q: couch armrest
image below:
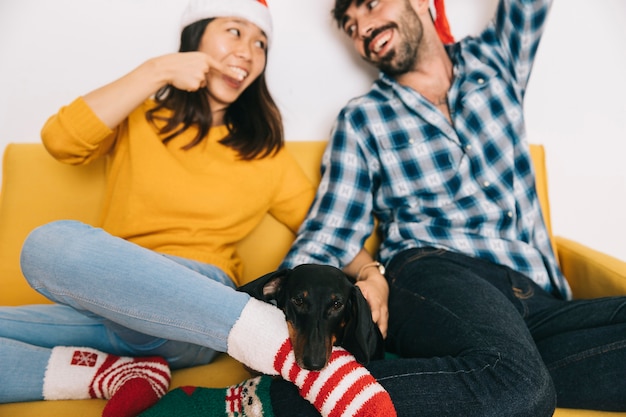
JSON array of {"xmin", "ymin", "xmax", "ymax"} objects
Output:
[{"xmin": 555, "ymin": 236, "xmax": 626, "ymax": 299}]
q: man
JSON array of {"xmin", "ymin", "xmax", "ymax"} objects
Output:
[{"xmin": 281, "ymin": 0, "xmax": 626, "ymax": 415}]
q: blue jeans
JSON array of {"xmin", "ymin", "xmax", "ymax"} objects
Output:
[
  {"xmin": 272, "ymin": 248, "xmax": 626, "ymax": 416},
  {"xmin": 0, "ymin": 220, "xmax": 251, "ymax": 402}
]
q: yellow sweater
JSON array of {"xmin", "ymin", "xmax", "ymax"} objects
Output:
[{"xmin": 41, "ymin": 97, "xmax": 315, "ymax": 284}]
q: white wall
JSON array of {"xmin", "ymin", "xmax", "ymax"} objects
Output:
[{"xmin": 0, "ymin": 0, "xmax": 624, "ymax": 262}]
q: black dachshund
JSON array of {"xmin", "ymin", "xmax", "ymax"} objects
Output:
[{"xmin": 238, "ymin": 264, "xmax": 384, "ymax": 371}]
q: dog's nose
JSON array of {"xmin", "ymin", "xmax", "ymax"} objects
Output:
[{"xmin": 302, "ymin": 356, "xmax": 327, "ymax": 371}]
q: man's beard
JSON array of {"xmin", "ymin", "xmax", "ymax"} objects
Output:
[
  {"xmin": 364, "ymin": 5, "xmax": 423, "ymax": 76},
  {"xmin": 376, "ymin": 39, "xmax": 418, "ymax": 75}
]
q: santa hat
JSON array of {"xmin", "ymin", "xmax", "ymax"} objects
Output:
[
  {"xmin": 180, "ymin": 0, "xmax": 273, "ymax": 46},
  {"xmin": 432, "ymin": 0, "xmax": 454, "ymax": 44}
]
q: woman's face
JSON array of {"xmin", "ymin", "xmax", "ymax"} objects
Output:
[{"xmin": 199, "ymin": 17, "xmax": 268, "ymax": 115}]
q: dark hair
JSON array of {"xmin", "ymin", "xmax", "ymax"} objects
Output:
[
  {"xmin": 145, "ymin": 18, "xmax": 283, "ymax": 160},
  {"xmin": 333, "ymin": 0, "xmax": 434, "ymax": 33},
  {"xmin": 332, "ymin": 0, "xmax": 364, "ymax": 26}
]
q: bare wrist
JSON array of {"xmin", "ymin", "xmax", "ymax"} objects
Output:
[{"xmin": 356, "ymin": 261, "xmax": 386, "ymax": 281}]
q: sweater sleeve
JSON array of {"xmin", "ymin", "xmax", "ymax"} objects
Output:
[{"xmin": 40, "ymin": 97, "xmax": 118, "ymax": 165}]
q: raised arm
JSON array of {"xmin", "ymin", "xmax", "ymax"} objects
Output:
[
  {"xmin": 487, "ymin": 0, "xmax": 553, "ymax": 93},
  {"xmin": 41, "ymin": 52, "xmax": 241, "ymax": 164},
  {"xmin": 84, "ymin": 52, "xmax": 236, "ymax": 129}
]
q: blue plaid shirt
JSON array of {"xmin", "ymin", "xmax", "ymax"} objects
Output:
[{"xmin": 283, "ymin": 0, "xmax": 571, "ymax": 299}]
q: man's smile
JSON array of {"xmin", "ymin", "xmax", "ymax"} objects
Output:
[{"xmin": 364, "ymin": 25, "xmax": 396, "ymax": 60}]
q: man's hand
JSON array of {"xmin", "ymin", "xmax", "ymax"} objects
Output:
[{"xmin": 356, "ymin": 270, "xmax": 389, "ymax": 339}]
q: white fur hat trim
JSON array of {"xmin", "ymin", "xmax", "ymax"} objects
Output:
[{"xmin": 180, "ymin": 0, "xmax": 273, "ymax": 46}]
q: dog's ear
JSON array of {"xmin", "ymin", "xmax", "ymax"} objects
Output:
[
  {"xmin": 339, "ymin": 285, "xmax": 385, "ymax": 364},
  {"xmin": 237, "ymin": 268, "xmax": 290, "ymax": 306}
]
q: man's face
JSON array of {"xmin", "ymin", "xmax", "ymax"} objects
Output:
[{"xmin": 339, "ymin": 0, "xmax": 423, "ymax": 75}]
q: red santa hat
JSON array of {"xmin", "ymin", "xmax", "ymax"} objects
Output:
[
  {"xmin": 432, "ymin": 0, "xmax": 455, "ymax": 44},
  {"xmin": 180, "ymin": 0, "xmax": 273, "ymax": 46}
]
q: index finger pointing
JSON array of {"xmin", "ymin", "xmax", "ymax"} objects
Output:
[{"xmin": 202, "ymin": 53, "xmax": 242, "ymax": 80}]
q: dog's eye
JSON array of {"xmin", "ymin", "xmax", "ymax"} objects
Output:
[
  {"xmin": 291, "ymin": 296, "xmax": 304, "ymax": 307},
  {"xmin": 331, "ymin": 300, "xmax": 344, "ymax": 311}
]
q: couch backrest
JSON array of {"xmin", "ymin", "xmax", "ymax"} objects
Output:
[
  {"xmin": 0, "ymin": 144, "xmax": 106, "ymax": 305},
  {"xmin": 0, "ymin": 142, "xmax": 553, "ymax": 305}
]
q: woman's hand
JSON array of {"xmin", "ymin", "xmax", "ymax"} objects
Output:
[
  {"xmin": 152, "ymin": 52, "xmax": 210, "ymax": 92},
  {"xmin": 151, "ymin": 52, "xmax": 240, "ymax": 92},
  {"xmin": 82, "ymin": 52, "xmax": 242, "ymax": 129}
]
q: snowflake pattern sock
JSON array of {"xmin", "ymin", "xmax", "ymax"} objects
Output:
[
  {"xmin": 140, "ymin": 376, "xmax": 274, "ymax": 417},
  {"xmin": 226, "ymin": 299, "xmax": 397, "ymax": 417},
  {"xmin": 43, "ymin": 347, "xmax": 171, "ymax": 417}
]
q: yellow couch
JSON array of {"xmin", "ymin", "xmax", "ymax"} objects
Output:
[{"xmin": 1, "ymin": 142, "xmax": 625, "ymax": 417}]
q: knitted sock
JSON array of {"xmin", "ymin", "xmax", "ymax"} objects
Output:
[
  {"xmin": 43, "ymin": 347, "xmax": 171, "ymax": 417},
  {"xmin": 275, "ymin": 343, "xmax": 395, "ymax": 417},
  {"xmin": 139, "ymin": 376, "xmax": 274, "ymax": 417},
  {"xmin": 226, "ymin": 299, "xmax": 396, "ymax": 417}
]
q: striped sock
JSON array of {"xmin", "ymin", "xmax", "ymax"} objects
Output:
[
  {"xmin": 43, "ymin": 347, "xmax": 170, "ymax": 417},
  {"xmin": 275, "ymin": 341, "xmax": 395, "ymax": 417},
  {"xmin": 227, "ymin": 299, "xmax": 396, "ymax": 417},
  {"xmin": 139, "ymin": 376, "xmax": 274, "ymax": 417}
]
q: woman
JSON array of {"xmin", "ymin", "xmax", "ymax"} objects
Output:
[{"xmin": 0, "ymin": 1, "xmax": 395, "ymax": 416}]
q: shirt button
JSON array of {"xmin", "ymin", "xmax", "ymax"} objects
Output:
[
  {"xmin": 465, "ymin": 144, "xmax": 472, "ymax": 151},
  {"xmin": 483, "ymin": 181, "xmax": 490, "ymax": 187},
  {"xmin": 507, "ymin": 211, "xmax": 513, "ymax": 218},
  {"xmin": 477, "ymin": 78, "xmax": 485, "ymax": 84}
]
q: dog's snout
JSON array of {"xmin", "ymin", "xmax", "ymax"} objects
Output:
[
  {"xmin": 298, "ymin": 324, "xmax": 333, "ymax": 370},
  {"xmin": 302, "ymin": 355, "xmax": 327, "ymax": 371}
]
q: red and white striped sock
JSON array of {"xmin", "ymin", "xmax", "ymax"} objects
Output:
[
  {"xmin": 43, "ymin": 347, "xmax": 171, "ymax": 417},
  {"xmin": 276, "ymin": 341, "xmax": 395, "ymax": 417},
  {"xmin": 227, "ymin": 299, "xmax": 396, "ymax": 417}
]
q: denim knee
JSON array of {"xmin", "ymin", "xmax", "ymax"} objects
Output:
[
  {"xmin": 500, "ymin": 356, "xmax": 556, "ymax": 417},
  {"xmin": 20, "ymin": 220, "xmax": 87, "ymax": 290},
  {"xmin": 459, "ymin": 348, "xmax": 556, "ymax": 417}
]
